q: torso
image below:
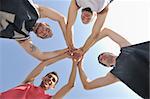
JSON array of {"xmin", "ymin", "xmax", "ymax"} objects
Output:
[{"xmin": 1, "ymin": 84, "xmax": 52, "ymax": 99}]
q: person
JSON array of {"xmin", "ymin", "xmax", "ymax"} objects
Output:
[
  {"xmin": 77, "ymin": 28, "xmax": 149, "ymax": 98},
  {"xmin": 0, "ymin": 0, "xmax": 68, "ymax": 61},
  {"xmin": 0, "ymin": 54, "xmax": 78, "ymax": 99},
  {"xmin": 66, "ymin": 0, "xmax": 113, "ymax": 53}
]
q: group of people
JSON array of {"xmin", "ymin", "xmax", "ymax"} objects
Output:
[{"xmin": 0, "ymin": 0, "xmax": 149, "ymax": 99}]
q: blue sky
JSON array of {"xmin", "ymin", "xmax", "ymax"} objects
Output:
[{"xmin": 0, "ymin": 0, "xmax": 149, "ymax": 99}]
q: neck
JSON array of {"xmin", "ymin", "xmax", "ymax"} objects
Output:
[
  {"xmin": 112, "ymin": 56, "xmax": 117, "ymax": 65},
  {"xmin": 39, "ymin": 83, "xmax": 47, "ymax": 91}
]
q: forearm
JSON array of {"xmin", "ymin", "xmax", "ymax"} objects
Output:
[
  {"xmin": 81, "ymin": 28, "xmax": 108, "ymax": 53},
  {"xmin": 66, "ymin": 26, "xmax": 74, "ymax": 49},
  {"xmin": 43, "ymin": 48, "xmax": 68, "ymax": 59},
  {"xmin": 44, "ymin": 53, "xmax": 69, "ymax": 66},
  {"xmin": 78, "ymin": 66, "xmax": 89, "ymax": 88},
  {"xmin": 66, "ymin": 0, "xmax": 78, "ymax": 49},
  {"xmin": 53, "ymin": 60, "xmax": 77, "ymax": 99},
  {"xmin": 18, "ymin": 39, "xmax": 69, "ymax": 61},
  {"xmin": 23, "ymin": 54, "xmax": 68, "ymax": 84},
  {"xmin": 22, "ymin": 62, "xmax": 46, "ymax": 84},
  {"xmin": 67, "ymin": 61, "xmax": 77, "ymax": 85},
  {"xmin": 101, "ymin": 28, "xmax": 131, "ymax": 47},
  {"xmin": 53, "ymin": 84, "xmax": 73, "ymax": 99},
  {"xmin": 58, "ymin": 17, "xmax": 69, "ymax": 45},
  {"xmin": 81, "ymin": 34, "xmax": 97, "ymax": 54}
]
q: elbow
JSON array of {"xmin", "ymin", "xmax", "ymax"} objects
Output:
[
  {"xmin": 69, "ymin": 83, "xmax": 75, "ymax": 88},
  {"xmin": 69, "ymin": 84, "xmax": 75, "ymax": 89},
  {"xmin": 93, "ymin": 27, "xmax": 110, "ymax": 38},
  {"xmin": 36, "ymin": 56, "xmax": 46, "ymax": 61},
  {"xmin": 83, "ymin": 85, "xmax": 91, "ymax": 90},
  {"xmin": 101, "ymin": 28, "xmax": 108, "ymax": 33},
  {"xmin": 67, "ymin": 82, "xmax": 75, "ymax": 89},
  {"xmin": 101, "ymin": 28, "xmax": 110, "ymax": 36},
  {"xmin": 92, "ymin": 32, "xmax": 100, "ymax": 39},
  {"xmin": 92, "ymin": 29, "xmax": 102, "ymax": 39},
  {"xmin": 59, "ymin": 15, "xmax": 66, "ymax": 24},
  {"xmin": 37, "ymin": 58, "xmax": 44, "ymax": 61},
  {"xmin": 102, "ymin": 28, "xmax": 109, "ymax": 31},
  {"xmin": 101, "ymin": 6, "xmax": 109, "ymax": 14},
  {"xmin": 82, "ymin": 83, "xmax": 91, "ymax": 90}
]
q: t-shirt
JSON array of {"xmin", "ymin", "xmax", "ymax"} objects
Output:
[
  {"xmin": 0, "ymin": 0, "xmax": 39, "ymax": 40},
  {"xmin": 110, "ymin": 41, "xmax": 149, "ymax": 99},
  {"xmin": 0, "ymin": 84, "xmax": 52, "ymax": 99},
  {"xmin": 75, "ymin": 0, "xmax": 112, "ymax": 13}
]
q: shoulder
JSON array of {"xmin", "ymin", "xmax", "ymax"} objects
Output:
[
  {"xmin": 34, "ymin": 4, "xmax": 40, "ymax": 11},
  {"xmin": 70, "ymin": 0, "xmax": 80, "ymax": 8},
  {"xmin": 34, "ymin": 4, "xmax": 43, "ymax": 18},
  {"xmin": 106, "ymin": 72, "xmax": 120, "ymax": 81},
  {"xmin": 74, "ymin": 0, "xmax": 80, "ymax": 8},
  {"xmin": 16, "ymin": 83, "xmax": 34, "ymax": 88},
  {"xmin": 97, "ymin": 6, "xmax": 109, "ymax": 14},
  {"xmin": 17, "ymin": 39, "xmax": 32, "ymax": 44}
]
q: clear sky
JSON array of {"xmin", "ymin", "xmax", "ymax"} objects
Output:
[{"xmin": 0, "ymin": 0, "xmax": 149, "ymax": 99}]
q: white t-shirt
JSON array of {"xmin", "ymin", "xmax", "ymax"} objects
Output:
[{"xmin": 75, "ymin": 0, "xmax": 111, "ymax": 13}]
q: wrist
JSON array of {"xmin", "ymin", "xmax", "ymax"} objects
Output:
[
  {"xmin": 80, "ymin": 47, "xmax": 85, "ymax": 54},
  {"xmin": 78, "ymin": 64, "xmax": 82, "ymax": 69}
]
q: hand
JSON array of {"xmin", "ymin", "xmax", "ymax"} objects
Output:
[
  {"xmin": 73, "ymin": 55, "xmax": 83, "ymax": 66},
  {"xmin": 72, "ymin": 48, "xmax": 83, "ymax": 62},
  {"xmin": 68, "ymin": 47, "xmax": 78, "ymax": 57},
  {"xmin": 62, "ymin": 48, "xmax": 71, "ymax": 58},
  {"xmin": 73, "ymin": 48, "xmax": 83, "ymax": 56},
  {"xmin": 72, "ymin": 52, "xmax": 82, "ymax": 62}
]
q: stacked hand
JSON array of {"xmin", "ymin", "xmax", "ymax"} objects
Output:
[{"xmin": 67, "ymin": 47, "xmax": 84, "ymax": 63}]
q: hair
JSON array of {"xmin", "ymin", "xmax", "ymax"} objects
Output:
[
  {"xmin": 98, "ymin": 53, "xmax": 115, "ymax": 67},
  {"xmin": 34, "ymin": 22, "xmax": 52, "ymax": 39},
  {"xmin": 82, "ymin": 7, "xmax": 93, "ymax": 14},
  {"xmin": 34, "ymin": 22, "xmax": 51, "ymax": 33},
  {"xmin": 97, "ymin": 53, "xmax": 107, "ymax": 67},
  {"xmin": 45, "ymin": 71, "xmax": 59, "ymax": 84}
]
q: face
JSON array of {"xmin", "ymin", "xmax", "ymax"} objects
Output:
[
  {"xmin": 41, "ymin": 74, "xmax": 58, "ymax": 90},
  {"xmin": 36, "ymin": 23, "xmax": 53, "ymax": 39},
  {"xmin": 81, "ymin": 11, "xmax": 93, "ymax": 24},
  {"xmin": 99, "ymin": 52, "xmax": 115, "ymax": 67}
]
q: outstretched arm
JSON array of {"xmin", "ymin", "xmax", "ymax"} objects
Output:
[
  {"xmin": 78, "ymin": 60, "xmax": 119, "ymax": 90},
  {"xmin": 17, "ymin": 39, "xmax": 68, "ymax": 61},
  {"xmin": 98, "ymin": 28, "xmax": 131, "ymax": 48},
  {"xmin": 53, "ymin": 59, "xmax": 77, "ymax": 99},
  {"xmin": 81, "ymin": 7, "xmax": 109, "ymax": 54},
  {"xmin": 36, "ymin": 4, "xmax": 67, "ymax": 44},
  {"xmin": 22, "ymin": 53, "xmax": 69, "ymax": 84},
  {"xmin": 66, "ymin": 0, "xmax": 79, "ymax": 49},
  {"xmin": 81, "ymin": 28, "xmax": 131, "ymax": 54}
]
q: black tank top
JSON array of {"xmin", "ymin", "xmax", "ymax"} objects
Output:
[
  {"xmin": 110, "ymin": 41, "xmax": 149, "ymax": 99},
  {"xmin": 0, "ymin": 0, "xmax": 39, "ymax": 40}
]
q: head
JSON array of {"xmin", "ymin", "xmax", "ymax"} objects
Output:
[
  {"xmin": 40, "ymin": 72, "xmax": 59, "ymax": 90},
  {"xmin": 81, "ymin": 7, "xmax": 93, "ymax": 24},
  {"xmin": 98, "ymin": 52, "xmax": 117, "ymax": 67},
  {"xmin": 34, "ymin": 22, "xmax": 53, "ymax": 39}
]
